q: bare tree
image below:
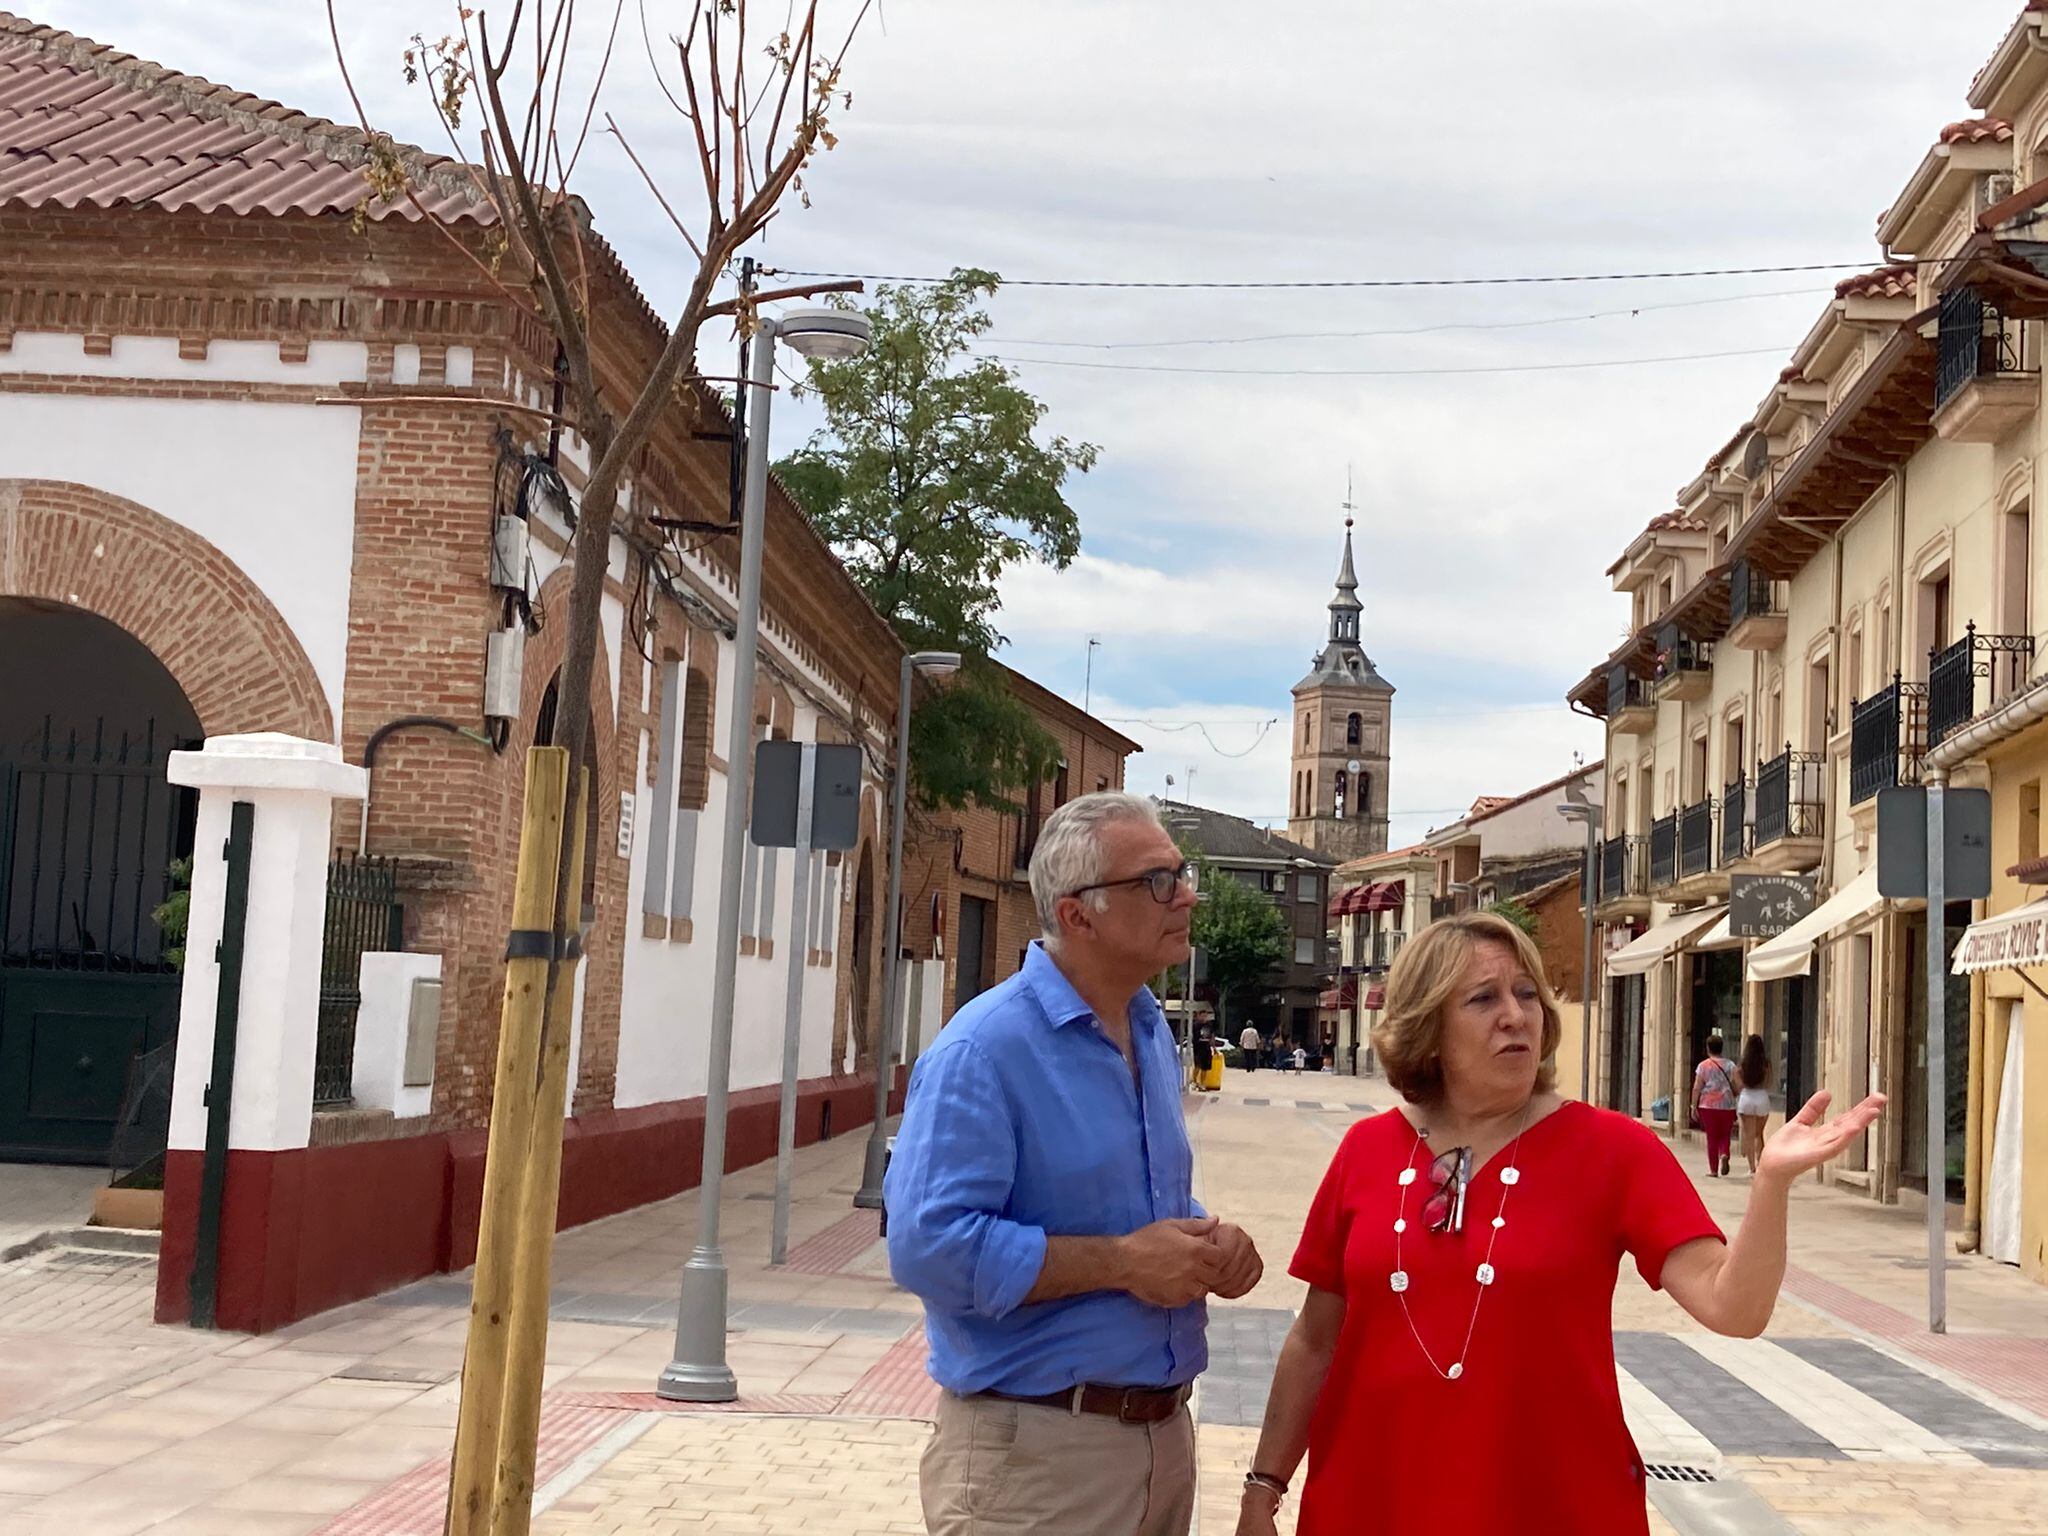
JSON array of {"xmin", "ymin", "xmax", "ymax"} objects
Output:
[
  {"xmin": 329, "ymin": 0, "xmax": 868, "ymax": 974},
  {"xmin": 326, "ymin": 9, "xmax": 869, "ymax": 1531}
]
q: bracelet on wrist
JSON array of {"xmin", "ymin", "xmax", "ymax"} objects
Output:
[{"xmin": 1242, "ymin": 1470, "xmax": 1288, "ymax": 1502}]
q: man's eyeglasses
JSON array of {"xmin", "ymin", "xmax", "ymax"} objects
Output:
[{"xmin": 1067, "ymin": 861, "xmax": 1200, "ymax": 906}]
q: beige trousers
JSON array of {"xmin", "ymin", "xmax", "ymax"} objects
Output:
[{"xmin": 920, "ymin": 1390, "xmax": 1197, "ymax": 1536}]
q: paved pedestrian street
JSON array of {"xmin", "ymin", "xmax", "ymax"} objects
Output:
[{"xmin": 4, "ymin": 1071, "xmax": 2048, "ymax": 1534}]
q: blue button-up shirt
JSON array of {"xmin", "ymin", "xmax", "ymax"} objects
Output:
[{"xmin": 884, "ymin": 942, "xmax": 1206, "ymax": 1396}]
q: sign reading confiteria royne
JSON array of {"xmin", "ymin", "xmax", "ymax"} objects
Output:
[{"xmin": 1953, "ymin": 900, "xmax": 2048, "ymax": 974}]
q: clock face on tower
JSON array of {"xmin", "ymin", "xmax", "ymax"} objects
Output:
[{"xmin": 1287, "ymin": 518, "xmax": 1392, "ymax": 861}]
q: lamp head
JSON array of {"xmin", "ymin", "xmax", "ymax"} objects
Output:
[{"xmin": 776, "ymin": 307, "xmax": 872, "ymax": 361}]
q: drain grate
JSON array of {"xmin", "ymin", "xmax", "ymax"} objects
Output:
[
  {"xmin": 1643, "ymin": 1463, "xmax": 1717, "ymax": 1484},
  {"xmin": 335, "ymin": 1362, "xmax": 458, "ymax": 1385}
]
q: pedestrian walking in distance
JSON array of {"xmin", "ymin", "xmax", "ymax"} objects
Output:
[
  {"xmin": 1692, "ymin": 1032, "xmax": 1742, "ymax": 1178},
  {"xmin": 1736, "ymin": 1033, "xmax": 1773, "ymax": 1176},
  {"xmin": 887, "ymin": 792, "xmax": 1264, "ymax": 1536},
  {"xmin": 1239, "ymin": 1022, "xmax": 1262, "ymax": 1072},
  {"xmin": 1233, "ymin": 913, "xmax": 1884, "ymax": 1535},
  {"xmin": 1292, "ymin": 1043, "xmax": 1307, "ymax": 1074}
]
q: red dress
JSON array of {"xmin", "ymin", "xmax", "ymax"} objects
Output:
[{"xmin": 1288, "ymin": 1100, "xmax": 1722, "ymax": 1535}]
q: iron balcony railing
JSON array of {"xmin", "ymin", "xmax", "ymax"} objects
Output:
[
  {"xmin": 1607, "ymin": 663, "xmax": 1649, "ymax": 717},
  {"xmin": 1598, "ymin": 835, "xmax": 1647, "ymax": 904},
  {"xmin": 1654, "ymin": 623, "xmax": 1713, "ymax": 685},
  {"xmin": 1927, "ymin": 622, "xmax": 2037, "ymax": 749},
  {"xmin": 1649, "ymin": 812, "xmax": 1678, "ymax": 888},
  {"xmin": 1728, "ymin": 560, "xmax": 1776, "ymax": 627},
  {"xmin": 1754, "ymin": 747, "xmax": 1825, "ymax": 844},
  {"xmin": 1678, "ymin": 799, "xmax": 1715, "ymax": 880},
  {"xmin": 1849, "ymin": 676, "xmax": 1925, "ymax": 806},
  {"xmin": 1721, "ymin": 777, "xmax": 1748, "ymax": 864},
  {"xmin": 1936, "ymin": 286, "xmax": 2032, "ymax": 410},
  {"xmin": 1372, "ymin": 930, "xmax": 1406, "ymax": 968}
]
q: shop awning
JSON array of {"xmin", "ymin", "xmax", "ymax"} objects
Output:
[
  {"xmin": 1606, "ymin": 905, "xmax": 1727, "ymax": 977},
  {"xmin": 1747, "ymin": 868, "xmax": 1883, "ymax": 983},
  {"xmin": 1953, "ymin": 895, "xmax": 2048, "ymax": 974},
  {"xmin": 1694, "ymin": 912, "xmax": 1743, "ymax": 951},
  {"xmin": 1318, "ymin": 977, "xmax": 1358, "ymax": 1009},
  {"xmin": 1363, "ymin": 984, "xmax": 1386, "ymax": 1010}
]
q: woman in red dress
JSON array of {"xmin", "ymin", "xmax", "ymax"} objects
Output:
[{"xmin": 1235, "ymin": 912, "xmax": 1884, "ymax": 1536}]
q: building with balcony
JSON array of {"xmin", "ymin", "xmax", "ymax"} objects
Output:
[
  {"xmin": 1565, "ymin": 9, "xmax": 2048, "ymax": 1282},
  {"xmin": 1328, "ymin": 844, "xmax": 1437, "ymax": 1076}
]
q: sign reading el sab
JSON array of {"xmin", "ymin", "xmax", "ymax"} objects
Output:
[{"xmin": 1729, "ymin": 873, "xmax": 1815, "ymax": 938}]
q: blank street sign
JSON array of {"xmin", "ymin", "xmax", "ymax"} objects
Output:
[{"xmin": 1875, "ymin": 786, "xmax": 1991, "ymax": 901}]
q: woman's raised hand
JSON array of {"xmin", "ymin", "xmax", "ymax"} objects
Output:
[{"xmin": 1757, "ymin": 1090, "xmax": 1887, "ymax": 1184}]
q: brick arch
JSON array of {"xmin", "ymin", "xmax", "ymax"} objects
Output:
[{"xmin": 0, "ymin": 479, "xmax": 332, "ymax": 741}]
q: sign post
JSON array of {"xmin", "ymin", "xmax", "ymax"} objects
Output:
[
  {"xmin": 1876, "ymin": 782, "xmax": 1991, "ymax": 1334},
  {"xmin": 753, "ymin": 740, "xmax": 863, "ymax": 1264}
]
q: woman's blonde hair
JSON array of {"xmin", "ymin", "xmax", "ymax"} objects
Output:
[{"xmin": 1371, "ymin": 911, "xmax": 1562, "ymax": 1103}]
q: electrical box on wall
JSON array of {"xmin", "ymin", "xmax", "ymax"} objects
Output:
[
  {"xmin": 491, "ymin": 511, "xmax": 530, "ymax": 590},
  {"xmin": 484, "ymin": 626, "xmax": 525, "ymax": 720},
  {"xmin": 403, "ymin": 977, "xmax": 442, "ymax": 1089}
]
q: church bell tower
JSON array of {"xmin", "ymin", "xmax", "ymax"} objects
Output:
[{"xmin": 1286, "ymin": 517, "xmax": 1394, "ymax": 860}]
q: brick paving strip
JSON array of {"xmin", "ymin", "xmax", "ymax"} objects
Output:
[
  {"xmin": 782, "ymin": 1209, "xmax": 883, "ymax": 1276},
  {"xmin": 1783, "ymin": 1263, "xmax": 2048, "ymax": 1421}
]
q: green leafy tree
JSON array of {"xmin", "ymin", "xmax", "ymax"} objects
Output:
[
  {"xmin": 777, "ymin": 268, "xmax": 1100, "ymax": 809},
  {"xmin": 1189, "ymin": 860, "xmax": 1290, "ymax": 1037},
  {"xmin": 1486, "ymin": 898, "xmax": 1540, "ymax": 940}
]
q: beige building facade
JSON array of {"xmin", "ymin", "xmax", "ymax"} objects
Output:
[{"xmin": 1571, "ymin": 6, "xmax": 2048, "ymax": 1284}]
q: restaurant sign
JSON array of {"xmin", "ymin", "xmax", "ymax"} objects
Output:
[{"xmin": 1729, "ymin": 873, "xmax": 1815, "ymax": 938}]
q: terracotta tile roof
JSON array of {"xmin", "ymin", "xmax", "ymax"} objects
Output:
[
  {"xmin": 1939, "ymin": 116, "xmax": 2013, "ymax": 146},
  {"xmin": 0, "ymin": 12, "xmax": 489, "ymax": 223},
  {"xmin": 1644, "ymin": 509, "xmax": 1707, "ymax": 534},
  {"xmin": 1834, "ymin": 263, "xmax": 1915, "ymax": 301},
  {"xmin": 1467, "ymin": 796, "xmax": 1513, "ymax": 817}
]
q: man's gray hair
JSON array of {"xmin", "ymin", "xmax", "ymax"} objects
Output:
[{"xmin": 1028, "ymin": 791, "xmax": 1165, "ymax": 940}]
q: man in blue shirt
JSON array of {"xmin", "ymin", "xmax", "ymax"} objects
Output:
[{"xmin": 886, "ymin": 792, "xmax": 1262, "ymax": 1535}]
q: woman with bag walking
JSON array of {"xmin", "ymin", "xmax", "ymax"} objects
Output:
[
  {"xmin": 1736, "ymin": 1034, "xmax": 1772, "ymax": 1176},
  {"xmin": 1691, "ymin": 1033, "xmax": 1741, "ymax": 1178}
]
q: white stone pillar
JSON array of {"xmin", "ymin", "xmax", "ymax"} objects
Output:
[{"xmin": 166, "ymin": 734, "xmax": 367, "ymax": 1156}]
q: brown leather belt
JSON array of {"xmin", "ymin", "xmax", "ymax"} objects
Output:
[{"xmin": 977, "ymin": 1383, "xmax": 1190, "ymax": 1424}]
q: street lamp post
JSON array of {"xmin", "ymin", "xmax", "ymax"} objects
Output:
[
  {"xmin": 1560, "ymin": 792, "xmax": 1602, "ymax": 1107},
  {"xmin": 853, "ymin": 649, "xmax": 963, "ymax": 1211},
  {"xmin": 659, "ymin": 307, "xmax": 872, "ymax": 1404}
]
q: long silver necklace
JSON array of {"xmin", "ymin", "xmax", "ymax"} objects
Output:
[{"xmin": 1389, "ymin": 1100, "xmax": 1533, "ymax": 1383}]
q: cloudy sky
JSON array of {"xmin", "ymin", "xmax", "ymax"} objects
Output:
[{"xmin": 38, "ymin": 0, "xmax": 2029, "ymax": 840}]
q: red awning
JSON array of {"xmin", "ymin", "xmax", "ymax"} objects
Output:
[
  {"xmin": 1363, "ymin": 985, "xmax": 1386, "ymax": 1010},
  {"xmin": 1318, "ymin": 977, "xmax": 1358, "ymax": 1010},
  {"xmin": 1361, "ymin": 879, "xmax": 1405, "ymax": 913}
]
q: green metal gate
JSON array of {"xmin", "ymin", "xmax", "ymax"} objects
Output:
[{"xmin": 0, "ymin": 721, "xmax": 190, "ymax": 1162}]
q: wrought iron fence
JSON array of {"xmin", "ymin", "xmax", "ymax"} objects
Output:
[
  {"xmin": 1649, "ymin": 812, "xmax": 1678, "ymax": 888},
  {"xmin": 1606, "ymin": 664, "xmax": 1648, "ymax": 716},
  {"xmin": 1849, "ymin": 679, "xmax": 1923, "ymax": 805},
  {"xmin": 1654, "ymin": 623, "xmax": 1713, "ymax": 685},
  {"xmin": 1936, "ymin": 286, "xmax": 2028, "ymax": 409},
  {"xmin": 1721, "ymin": 778, "xmax": 1748, "ymax": 864},
  {"xmin": 1599, "ymin": 835, "xmax": 1646, "ymax": 903},
  {"xmin": 1729, "ymin": 560, "xmax": 1775, "ymax": 627},
  {"xmin": 314, "ymin": 856, "xmax": 403, "ymax": 1106},
  {"xmin": 1, "ymin": 718, "xmax": 192, "ymax": 971},
  {"xmin": 1927, "ymin": 623, "xmax": 2036, "ymax": 749},
  {"xmin": 1754, "ymin": 747, "xmax": 1826, "ymax": 844},
  {"xmin": 1677, "ymin": 800, "xmax": 1715, "ymax": 879}
]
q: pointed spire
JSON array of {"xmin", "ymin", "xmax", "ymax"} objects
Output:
[
  {"xmin": 1327, "ymin": 516, "xmax": 1361, "ymax": 648},
  {"xmin": 1334, "ymin": 517, "xmax": 1359, "ymax": 597}
]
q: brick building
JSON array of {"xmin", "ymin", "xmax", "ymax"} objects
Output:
[
  {"xmin": 893, "ymin": 664, "xmax": 1140, "ymax": 1049},
  {"xmin": 0, "ymin": 14, "xmax": 907, "ymax": 1326}
]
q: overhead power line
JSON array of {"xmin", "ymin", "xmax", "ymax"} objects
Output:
[
  {"xmin": 763, "ymin": 261, "xmax": 1871, "ymax": 290},
  {"xmin": 999, "ymin": 286, "xmax": 1828, "ymax": 350},
  {"xmin": 980, "ymin": 345, "xmax": 1790, "ymax": 379}
]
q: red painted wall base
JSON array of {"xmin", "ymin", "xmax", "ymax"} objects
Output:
[{"xmin": 155, "ymin": 1067, "xmax": 907, "ymax": 1333}]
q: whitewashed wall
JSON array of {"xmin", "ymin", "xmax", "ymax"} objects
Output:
[{"xmin": 1, "ymin": 332, "xmax": 366, "ymax": 733}]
